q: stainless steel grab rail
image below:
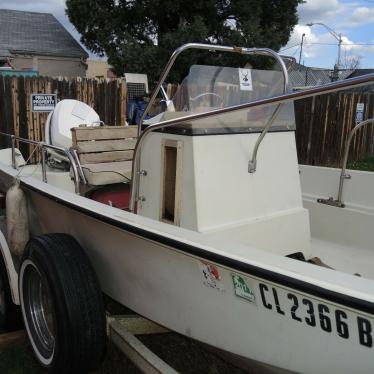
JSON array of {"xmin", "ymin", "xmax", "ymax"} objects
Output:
[
  {"xmin": 0, "ymin": 132, "xmax": 80, "ymax": 194},
  {"xmin": 318, "ymin": 117, "xmax": 374, "ymax": 208},
  {"xmin": 138, "ymin": 43, "xmax": 289, "ymax": 138},
  {"xmin": 134, "ymin": 43, "xmax": 289, "ymax": 210},
  {"xmin": 129, "ymin": 72, "xmax": 374, "ymax": 212}
]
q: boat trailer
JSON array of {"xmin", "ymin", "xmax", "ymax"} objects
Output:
[
  {"xmin": 0, "ymin": 313, "xmax": 178, "ymax": 374},
  {"xmin": 107, "ymin": 314, "xmax": 178, "ymax": 374}
]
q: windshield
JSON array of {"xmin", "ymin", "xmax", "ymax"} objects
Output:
[
  {"xmin": 173, "ymin": 65, "xmax": 286, "ymax": 111},
  {"xmin": 157, "ymin": 65, "xmax": 296, "ymax": 135}
]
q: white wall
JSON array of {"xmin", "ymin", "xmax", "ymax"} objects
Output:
[{"xmin": 12, "ymin": 55, "xmax": 86, "ymax": 77}]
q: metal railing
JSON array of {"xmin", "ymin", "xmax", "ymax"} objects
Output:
[
  {"xmin": 138, "ymin": 43, "xmax": 289, "ymax": 174},
  {"xmin": 138, "ymin": 42, "xmax": 289, "ymax": 135},
  {"xmin": 0, "ymin": 132, "xmax": 81, "ymax": 194},
  {"xmin": 318, "ymin": 118, "xmax": 374, "ymax": 208},
  {"xmin": 129, "ymin": 71, "xmax": 374, "ymax": 212}
]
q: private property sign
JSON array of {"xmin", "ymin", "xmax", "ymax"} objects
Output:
[
  {"xmin": 355, "ymin": 103, "xmax": 365, "ymax": 124},
  {"xmin": 31, "ymin": 94, "xmax": 57, "ymax": 112}
]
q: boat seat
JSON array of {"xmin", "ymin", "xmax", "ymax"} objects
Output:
[
  {"xmin": 71, "ymin": 125, "xmax": 137, "ymax": 186},
  {"xmin": 80, "ymin": 161, "xmax": 133, "ymax": 186}
]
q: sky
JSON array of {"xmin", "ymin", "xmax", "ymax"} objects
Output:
[
  {"xmin": 283, "ymin": 0, "xmax": 374, "ymax": 69},
  {"xmin": 0, "ymin": 0, "xmax": 373, "ymax": 69}
]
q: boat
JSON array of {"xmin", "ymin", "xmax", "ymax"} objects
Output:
[{"xmin": 0, "ymin": 43, "xmax": 374, "ymax": 373}]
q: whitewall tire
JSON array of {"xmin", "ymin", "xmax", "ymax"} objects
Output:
[{"xmin": 19, "ymin": 234, "xmax": 106, "ymax": 373}]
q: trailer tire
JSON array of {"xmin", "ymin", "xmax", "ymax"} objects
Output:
[
  {"xmin": 0, "ymin": 254, "xmax": 21, "ymax": 332},
  {"xmin": 19, "ymin": 234, "xmax": 106, "ymax": 373}
]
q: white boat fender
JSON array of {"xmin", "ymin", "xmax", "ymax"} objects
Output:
[{"xmin": 6, "ymin": 180, "xmax": 29, "ymax": 256}]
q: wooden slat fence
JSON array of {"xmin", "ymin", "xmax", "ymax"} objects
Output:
[
  {"xmin": 1, "ymin": 77, "xmax": 373, "ymax": 167},
  {"xmin": 295, "ymin": 92, "xmax": 374, "ymax": 167},
  {"xmin": 0, "ymin": 76, "xmax": 127, "ymax": 157}
]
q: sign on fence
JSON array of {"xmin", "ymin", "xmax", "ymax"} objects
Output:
[
  {"xmin": 355, "ymin": 103, "xmax": 365, "ymax": 124},
  {"xmin": 31, "ymin": 94, "xmax": 57, "ymax": 112}
]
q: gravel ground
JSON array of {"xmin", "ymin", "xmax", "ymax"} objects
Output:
[
  {"xmin": 0, "ymin": 297, "xmax": 253, "ymax": 374},
  {"xmin": 0, "ymin": 333, "xmax": 250, "ymax": 374},
  {"xmin": 100, "ymin": 333, "xmax": 249, "ymax": 374}
]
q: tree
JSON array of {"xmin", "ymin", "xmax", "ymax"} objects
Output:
[
  {"xmin": 66, "ymin": 0, "xmax": 302, "ymax": 85},
  {"xmin": 341, "ymin": 53, "xmax": 361, "ymax": 70}
]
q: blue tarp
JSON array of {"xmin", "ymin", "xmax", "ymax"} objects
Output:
[{"xmin": 0, "ymin": 70, "xmax": 38, "ymax": 77}]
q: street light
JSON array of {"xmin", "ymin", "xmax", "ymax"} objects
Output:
[{"xmin": 307, "ymin": 22, "xmax": 343, "ymax": 80}]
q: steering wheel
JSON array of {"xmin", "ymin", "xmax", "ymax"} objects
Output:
[{"xmin": 189, "ymin": 92, "xmax": 224, "ymax": 109}]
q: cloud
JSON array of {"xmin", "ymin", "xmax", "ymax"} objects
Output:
[
  {"xmin": 282, "ymin": 25, "xmax": 320, "ymax": 59},
  {"xmin": 349, "ymin": 7, "xmax": 374, "ymax": 25},
  {"xmin": 297, "ymin": 0, "xmax": 340, "ymax": 23},
  {"xmin": 340, "ymin": 35, "xmax": 374, "ymax": 55}
]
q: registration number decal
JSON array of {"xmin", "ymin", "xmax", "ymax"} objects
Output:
[{"xmin": 258, "ymin": 282, "xmax": 373, "ymax": 348}]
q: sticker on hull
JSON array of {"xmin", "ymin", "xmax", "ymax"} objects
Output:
[
  {"xmin": 232, "ymin": 274, "xmax": 256, "ymax": 304},
  {"xmin": 199, "ymin": 262, "xmax": 224, "ymax": 291}
]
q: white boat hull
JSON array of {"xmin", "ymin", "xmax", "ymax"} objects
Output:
[{"xmin": 21, "ymin": 183, "xmax": 374, "ymax": 374}]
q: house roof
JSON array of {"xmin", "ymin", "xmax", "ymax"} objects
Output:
[
  {"xmin": 0, "ymin": 9, "xmax": 88, "ymax": 59},
  {"xmin": 343, "ymin": 69, "xmax": 374, "ymax": 92},
  {"xmin": 347, "ymin": 69, "xmax": 374, "ymax": 78}
]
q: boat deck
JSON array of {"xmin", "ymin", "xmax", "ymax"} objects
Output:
[{"xmin": 311, "ymin": 237, "xmax": 374, "ymax": 280}]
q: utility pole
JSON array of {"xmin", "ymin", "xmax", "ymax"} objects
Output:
[
  {"xmin": 299, "ymin": 33, "xmax": 306, "ymax": 65},
  {"xmin": 307, "ymin": 22, "xmax": 343, "ymax": 81},
  {"xmin": 337, "ymin": 33, "xmax": 342, "ymax": 68}
]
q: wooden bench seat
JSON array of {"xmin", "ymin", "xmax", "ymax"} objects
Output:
[
  {"xmin": 80, "ymin": 160, "xmax": 133, "ymax": 185},
  {"xmin": 71, "ymin": 125, "xmax": 137, "ymax": 186}
]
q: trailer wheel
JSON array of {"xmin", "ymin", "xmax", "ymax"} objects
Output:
[
  {"xmin": 0, "ymin": 254, "xmax": 21, "ymax": 332},
  {"xmin": 19, "ymin": 234, "xmax": 106, "ymax": 373}
]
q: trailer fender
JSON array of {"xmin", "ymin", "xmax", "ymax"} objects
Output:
[{"xmin": 0, "ymin": 229, "xmax": 19, "ymax": 305}]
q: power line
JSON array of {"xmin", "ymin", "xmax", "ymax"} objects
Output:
[
  {"xmin": 306, "ymin": 42, "xmax": 374, "ymax": 46},
  {"xmin": 279, "ymin": 44, "xmax": 300, "ymax": 52},
  {"xmin": 291, "ymin": 46, "xmax": 301, "ymax": 57},
  {"xmin": 280, "ymin": 42, "xmax": 374, "ymax": 52}
]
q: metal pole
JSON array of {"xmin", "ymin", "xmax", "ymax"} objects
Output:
[
  {"xmin": 0, "ymin": 131, "xmax": 81, "ymax": 194},
  {"xmin": 72, "ymin": 149, "xmax": 87, "ymax": 185},
  {"xmin": 299, "ymin": 33, "xmax": 305, "ymax": 65},
  {"xmin": 337, "ymin": 33, "xmax": 342, "ymax": 69},
  {"xmin": 248, "ymin": 104, "xmax": 283, "ymax": 173},
  {"xmin": 307, "ymin": 23, "xmax": 342, "ymax": 75},
  {"xmin": 332, "ymin": 64, "xmax": 339, "ymax": 82},
  {"xmin": 64, "ymin": 148, "xmax": 80, "ymax": 194},
  {"xmin": 10, "ymin": 135, "xmax": 16, "ymax": 169},
  {"xmin": 336, "ymin": 118, "xmax": 374, "ymax": 206},
  {"xmin": 41, "ymin": 146, "xmax": 47, "ymax": 183}
]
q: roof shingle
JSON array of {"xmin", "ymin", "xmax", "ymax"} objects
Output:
[{"xmin": 0, "ymin": 9, "xmax": 88, "ymax": 59}]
